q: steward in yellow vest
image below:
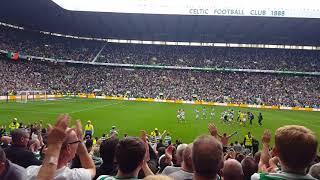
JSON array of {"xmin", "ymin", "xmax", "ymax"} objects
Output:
[
  {"xmin": 8, "ymin": 118, "xmax": 20, "ymax": 132},
  {"xmin": 244, "ymin": 132, "xmax": 253, "ymax": 150},
  {"xmin": 84, "ymin": 120, "xmax": 94, "ymax": 138}
]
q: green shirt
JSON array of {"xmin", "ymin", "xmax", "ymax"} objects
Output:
[{"xmin": 251, "ymin": 171, "xmax": 316, "ymax": 180}]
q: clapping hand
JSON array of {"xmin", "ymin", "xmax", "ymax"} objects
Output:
[
  {"xmin": 208, "ymin": 123, "xmax": 218, "ymax": 137},
  {"xmin": 47, "ymin": 114, "xmax": 71, "ymax": 145},
  {"xmin": 262, "ymin": 130, "xmax": 271, "ymax": 145}
]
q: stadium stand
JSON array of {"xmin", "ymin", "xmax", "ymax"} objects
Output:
[
  {"xmin": 1, "ymin": 26, "xmax": 320, "ymax": 72},
  {"xmin": 0, "ymin": 58, "xmax": 319, "ymax": 107}
]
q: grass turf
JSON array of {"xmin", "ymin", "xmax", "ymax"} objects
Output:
[{"xmin": 0, "ymin": 98, "xmax": 319, "ymax": 145}]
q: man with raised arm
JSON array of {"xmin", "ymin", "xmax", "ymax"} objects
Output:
[
  {"xmin": 27, "ymin": 114, "xmax": 96, "ymax": 180},
  {"xmin": 251, "ymin": 126, "xmax": 318, "ymax": 180}
]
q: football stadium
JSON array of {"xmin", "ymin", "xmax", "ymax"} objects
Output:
[{"xmin": 0, "ymin": 0, "xmax": 319, "ymax": 179}]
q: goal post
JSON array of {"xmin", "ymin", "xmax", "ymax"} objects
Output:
[{"xmin": 16, "ymin": 90, "xmax": 47, "ymax": 103}]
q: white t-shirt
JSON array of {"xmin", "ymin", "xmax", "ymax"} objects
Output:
[{"xmin": 26, "ymin": 165, "xmax": 92, "ymax": 180}]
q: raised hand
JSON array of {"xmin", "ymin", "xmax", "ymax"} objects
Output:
[
  {"xmin": 208, "ymin": 123, "xmax": 218, "ymax": 137},
  {"xmin": 47, "ymin": 114, "xmax": 71, "ymax": 144},
  {"xmin": 75, "ymin": 120, "xmax": 83, "ymax": 141},
  {"xmin": 140, "ymin": 130, "xmax": 148, "ymax": 142},
  {"xmin": 262, "ymin": 130, "xmax": 271, "ymax": 145}
]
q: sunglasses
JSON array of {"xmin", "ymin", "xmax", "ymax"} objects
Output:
[{"xmin": 67, "ymin": 140, "xmax": 82, "ymax": 145}]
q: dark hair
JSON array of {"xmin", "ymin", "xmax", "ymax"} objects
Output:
[
  {"xmin": 85, "ymin": 139, "xmax": 93, "ymax": 150},
  {"xmin": 100, "ymin": 138, "xmax": 119, "ymax": 163},
  {"xmin": 236, "ymin": 153, "xmax": 245, "ymax": 163},
  {"xmin": 115, "ymin": 137, "xmax": 146, "ymax": 174},
  {"xmin": 11, "ymin": 129, "xmax": 28, "ymax": 144},
  {"xmin": 157, "ymin": 147, "xmax": 166, "ymax": 157},
  {"xmin": 241, "ymin": 157, "xmax": 258, "ymax": 180}
]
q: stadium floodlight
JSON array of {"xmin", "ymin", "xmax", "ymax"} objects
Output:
[{"xmin": 50, "ymin": 0, "xmax": 320, "ymax": 18}]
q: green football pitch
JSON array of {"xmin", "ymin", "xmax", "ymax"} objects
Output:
[{"xmin": 0, "ymin": 98, "xmax": 319, "ymax": 144}]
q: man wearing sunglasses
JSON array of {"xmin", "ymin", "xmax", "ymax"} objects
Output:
[{"xmin": 26, "ymin": 115, "xmax": 96, "ymax": 180}]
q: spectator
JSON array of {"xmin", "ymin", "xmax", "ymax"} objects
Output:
[
  {"xmin": 169, "ymin": 143, "xmax": 193, "ymax": 180},
  {"xmin": 26, "ymin": 115, "xmax": 96, "ymax": 180},
  {"xmin": 162, "ymin": 143, "xmax": 187, "ymax": 175},
  {"xmin": 252, "ymin": 126, "xmax": 318, "ymax": 179},
  {"xmin": 233, "ymin": 141, "xmax": 242, "ymax": 152},
  {"xmin": 97, "ymin": 137, "xmax": 154, "ymax": 179},
  {"xmin": 192, "ymin": 135, "xmax": 223, "ymax": 180},
  {"xmin": 222, "ymin": 159, "xmax": 243, "ymax": 180},
  {"xmin": 217, "ymin": 132, "xmax": 237, "ymax": 152},
  {"xmin": 4, "ymin": 128, "xmax": 41, "ymax": 168},
  {"xmin": 0, "ymin": 146, "xmax": 26, "ymax": 180},
  {"xmin": 309, "ymin": 162, "xmax": 320, "ymax": 179},
  {"xmin": 241, "ymin": 156, "xmax": 258, "ymax": 180},
  {"xmin": 156, "ymin": 139, "xmax": 165, "ymax": 152},
  {"xmin": 95, "ymin": 137, "xmax": 119, "ymax": 179}
]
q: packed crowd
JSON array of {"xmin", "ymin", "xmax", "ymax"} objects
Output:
[
  {"xmin": 0, "ymin": 26, "xmax": 102, "ymax": 61},
  {"xmin": 0, "ymin": 115, "xmax": 319, "ymax": 180},
  {"xmin": 1, "ymin": 58, "xmax": 319, "ymax": 107},
  {"xmin": 97, "ymin": 43, "xmax": 320, "ymax": 72},
  {"xmin": 0, "ymin": 26, "xmax": 320, "ymax": 72}
]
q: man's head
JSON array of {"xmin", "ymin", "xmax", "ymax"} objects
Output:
[
  {"xmin": 58, "ymin": 128, "xmax": 80, "ymax": 166},
  {"xmin": 222, "ymin": 159, "xmax": 243, "ymax": 180},
  {"xmin": 0, "ymin": 147, "xmax": 6, "ymax": 175},
  {"xmin": 274, "ymin": 125, "xmax": 317, "ymax": 172},
  {"xmin": 192, "ymin": 135, "xmax": 223, "ymax": 179},
  {"xmin": 13, "ymin": 118, "xmax": 17, "ymax": 123},
  {"xmin": 115, "ymin": 137, "xmax": 146, "ymax": 175},
  {"xmin": 223, "ymin": 133, "xmax": 227, "ymax": 137},
  {"xmin": 87, "ymin": 120, "xmax": 91, "ymax": 125},
  {"xmin": 85, "ymin": 139, "xmax": 93, "ymax": 153},
  {"xmin": 182, "ymin": 143, "xmax": 193, "ymax": 172},
  {"xmin": 11, "ymin": 129, "xmax": 29, "ymax": 147},
  {"xmin": 175, "ymin": 143, "xmax": 188, "ymax": 166},
  {"xmin": 100, "ymin": 137, "xmax": 119, "ymax": 164},
  {"xmin": 241, "ymin": 157, "xmax": 258, "ymax": 180},
  {"xmin": 309, "ymin": 163, "xmax": 320, "ymax": 180}
]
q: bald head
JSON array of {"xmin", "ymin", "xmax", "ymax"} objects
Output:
[
  {"xmin": 61, "ymin": 128, "xmax": 78, "ymax": 147},
  {"xmin": 59, "ymin": 129, "xmax": 80, "ymax": 166},
  {"xmin": 176, "ymin": 143, "xmax": 187, "ymax": 166},
  {"xmin": 192, "ymin": 135, "xmax": 223, "ymax": 178},
  {"xmin": 222, "ymin": 159, "xmax": 243, "ymax": 180},
  {"xmin": 182, "ymin": 144, "xmax": 193, "ymax": 171}
]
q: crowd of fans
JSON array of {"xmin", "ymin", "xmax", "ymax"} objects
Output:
[
  {"xmin": 0, "ymin": 115, "xmax": 319, "ymax": 180},
  {"xmin": 97, "ymin": 43, "xmax": 320, "ymax": 72},
  {"xmin": 0, "ymin": 26, "xmax": 102, "ymax": 61},
  {"xmin": 1, "ymin": 58, "xmax": 319, "ymax": 107},
  {"xmin": 0, "ymin": 26, "xmax": 320, "ymax": 72}
]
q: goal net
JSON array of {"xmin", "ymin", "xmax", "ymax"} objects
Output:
[{"xmin": 16, "ymin": 90, "xmax": 47, "ymax": 103}]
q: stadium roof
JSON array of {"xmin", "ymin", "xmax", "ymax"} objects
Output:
[{"xmin": 1, "ymin": 0, "xmax": 320, "ymax": 45}]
